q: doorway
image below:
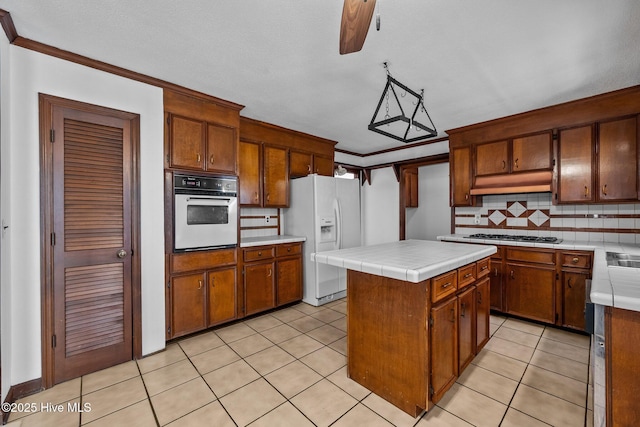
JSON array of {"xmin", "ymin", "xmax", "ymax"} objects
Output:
[{"xmin": 39, "ymin": 94, "xmax": 141, "ymax": 387}]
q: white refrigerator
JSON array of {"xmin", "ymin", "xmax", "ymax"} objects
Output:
[{"xmin": 283, "ymin": 174, "xmax": 361, "ymax": 306}]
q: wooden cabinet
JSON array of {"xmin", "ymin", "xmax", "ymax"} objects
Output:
[
  {"xmin": 166, "ymin": 114, "xmax": 237, "ymax": 174},
  {"xmin": 457, "ymin": 287, "xmax": 475, "ymax": 372},
  {"xmin": 430, "ymin": 295, "xmax": 458, "ymax": 404},
  {"xmin": 290, "ymin": 151, "xmax": 334, "ymax": 177},
  {"xmin": 505, "ymin": 248, "xmax": 556, "ymax": 324},
  {"xmin": 489, "ymin": 249, "xmax": 504, "ymax": 311},
  {"xmin": 557, "ymin": 116, "xmax": 638, "ymax": 204},
  {"xmin": 170, "ymin": 273, "xmax": 207, "ymax": 338},
  {"xmin": 167, "ymin": 248, "xmax": 238, "ymax": 339},
  {"xmin": 450, "ymin": 146, "xmax": 476, "ymax": 206},
  {"xmin": 606, "ymin": 306, "xmax": 640, "ymax": 426},
  {"xmin": 242, "ymin": 242, "xmax": 303, "ymax": 316},
  {"xmin": 263, "ymin": 145, "xmax": 289, "ymax": 207},
  {"xmin": 207, "ymin": 267, "xmax": 237, "ymax": 327},
  {"xmin": 475, "ymin": 132, "xmax": 552, "ymax": 176},
  {"xmin": 475, "ymin": 277, "xmax": 491, "ymax": 351},
  {"xmin": 239, "ymin": 141, "xmax": 289, "ymax": 207},
  {"xmin": 559, "ymin": 250, "xmax": 592, "ymax": 331},
  {"xmin": 403, "ymin": 167, "xmax": 419, "ymax": 208}
]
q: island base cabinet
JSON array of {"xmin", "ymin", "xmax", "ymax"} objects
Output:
[
  {"xmin": 606, "ymin": 307, "xmax": 640, "ymax": 426},
  {"xmin": 431, "ymin": 296, "xmax": 458, "ymax": 404},
  {"xmin": 457, "ymin": 287, "xmax": 475, "ymax": 373},
  {"xmin": 475, "ymin": 277, "xmax": 491, "ymax": 351},
  {"xmin": 347, "ymin": 270, "xmax": 428, "ymax": 417}
]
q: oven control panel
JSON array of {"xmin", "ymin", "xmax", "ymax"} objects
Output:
[{"xmin": 174, "ymin": 174, "xmax": 237, "ymax": 195}]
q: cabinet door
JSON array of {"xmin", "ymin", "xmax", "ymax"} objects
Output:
[
  {"xmin": 244, "ymin": 262, "xmax": 276, "ymax": 316},
  {"xmin": 206, "ymin": 123, "xmax": 236, "ymax": 174},
  {"xmin": 457, "ymin": 287, "xmax": 475, "ymax": 373},
  {"xmin": 557, "ymin": 125, "xmax": 594, "ymax": 203},
  {"xmin": 475, "ymin": 277, "xmax": 491, "ymax": 352},
  {"xmin": 170, "ymin": 273, "xmax": 206, "ymax": 338},
  {"xmin": 451, "ymin": 147, "xmax": 474, "ymax": 206},
  {"xmin": 489, "ymin": 255, "xmax": 504, "ymax": 311},
  {"xmin": 561, "ymin": 270, "xmax": 588, "ymax": 331},
  {"xmin": 314, "ymin": 155, "xmax": 334, "ymax": 176},
  {"xmin": 598, "ymin": 117, "xmax": 637, "ymax": 202},
  {"xmin": 263, "ymin": 145, "xmax": 289, "ymax": 207},
  {"xmin": 475, "ymin": 140, "xmax": 509, "ymax": 176},
  {"xmin": 290, "ymin": 150, "xmax": 312, "ymax": 177},
  {"xmin": 505, "ymin": 263, "xmax": 556, "ymax": 323},
  {"xmin": 208, "ymin": 267, "xmax": 237, "ymax": 327},
  {"xmin": 169, "ymin": 115, "xmax": 205, "ymax": 170},
  {"xmin": 430, "ymin": 297, "xmax": 458, "ymax": 404},
  {"xmin": 239, "ymin": 140, "xmax": 262, "ymax": 206},
  {"xmin": 512, "ymin": 132, "xmax": 552, "ymax": 172},
  {"xmin": 277, "ymin": 257, "xmax": 302, "ymax": 305}
]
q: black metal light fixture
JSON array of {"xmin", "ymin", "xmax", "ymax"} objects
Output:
[{"xmin": 368, "ymin": 63, "xmax": 437, "ymax": 143}]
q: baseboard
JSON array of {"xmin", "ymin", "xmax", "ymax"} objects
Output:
[{"xmin": 1, "ymin": 378, "xmax": 43, "ymax": 425}]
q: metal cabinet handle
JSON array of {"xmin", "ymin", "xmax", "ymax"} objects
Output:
[
  {"xmin": 461, "ymin": 303, "xmax": 466, "ymax": 317},
  {"xmin": 450, "ymin": 308, "xmax": 456, "ymax": 323},
  {"xmin": 477, "ymin": 292, "xmax": 482, "ymax": 304},
  {"xmin": 514, "ymin": 158, "xmax": 519, "ymax": 169},
  {"xmin": 584, "ymin": 185, "xmax": 589, "ymax": 198},
  {"xmin": 198, "ymin": 280, "xmax": 203, "ymax": 290},
  {"xmin": 267, "ymin": 268, "xmax": 272, "ymax": 277},
  {"xmin": 196, "ymin": 153, "xmax": 201, "ymax": 162},
  {"xmin": 266, "ymin": 193, "xmax": 270, "ymax": 203},
  {"xmin": 254, "ymin": 192, "xmax": 259, "ymax": 202},
  {"xmin": 210, "ymin": 277, "xmax": 215, "ymax": 287},
  {"xmin": 465, "ymin": 193, "xmax": 469, "ymax": 200},
  {"xmin": 572, "ymin": 257, "xmax": 579, "ymax": 264},
  {"xmin": 464, "ymin": 273, "xmax": 472, "ymax": 279},
  {"xmin": 258, "ymin": 251, "xmax": 262, "ymax": 256},
  {"xmin": 502, "ymin": 160, "xmax": 506, "ymax": 170},
  {"xmin": 510, "ymin": 270, "xmax": 515, "ymax": 279},
  {"xmin": 307, "ymin": 164, "xmax": 311, "ymax": 173},
  {"xmin": 494, "ymin": 267, "xmax": 498, "ymax": 277},
  {"xmin": 481, "ymin": 265, "xmax": 488, "ymax": 271},
  {"xmin": 117, "ymin": 249, "xmax": 127, "ymax": 258},
  {"xmin": 210, "ymin": 155, "xmax": 215, "ymax": 164},
  {"xmin": 602, "ymin": 184, "xmax": 607, "ymax": 196},
  {"xmin": 568, "ymin": 278, "xmax": 572, "ymax": 289},
  {"xmin": 442, "ymin": 282, "xmax": 452, "ymax": 289}
]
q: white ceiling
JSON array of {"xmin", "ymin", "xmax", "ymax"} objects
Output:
[{"xmin": 2, "ymin": 0, "xmax": 640, "ymax": 157}]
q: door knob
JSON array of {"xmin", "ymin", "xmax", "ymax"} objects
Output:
[{"xmin": 117, "ymin": 249, "xmax": 127, "ymax": 259}]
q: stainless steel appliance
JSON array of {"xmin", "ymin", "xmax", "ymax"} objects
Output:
[
  {"xmin": 466, "ymin": 233, "xmax": 562, "ymax": 244},
  {"xmin": 174, "ymin": 174, "xmax": 238, "ymax": 251},
  {"xmin": 283, "ymin": 174, "xmax": 362, "ymax": 306}
]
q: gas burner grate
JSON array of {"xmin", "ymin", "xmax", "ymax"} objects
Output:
[{"xmin": 466, "ymin": 234, "xmax": 562, "ymax": 244}]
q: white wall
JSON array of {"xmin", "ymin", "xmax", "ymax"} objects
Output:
[
  {"xmin": 361, "ymin": 167, "xmax": 399, "ymax": 245},
  {"xmin": 1, "ymin": 45, "xmax": 165, "ymax": 394},
  {"xmin": 406, "ymin": 163, "xmax": 452, "ymax": 240}
]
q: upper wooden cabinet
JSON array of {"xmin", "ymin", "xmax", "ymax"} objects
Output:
[
  {"xmin": 290, "ymin": 151, "xmax": 334, "ymax": 177},
  {"xmin": 164, "ymin": 89, "xmax": 241, "ymax": 175},
  {"xmin": 450, "ymin": 146, "xmax": 477, "ymax": 206},
  {"xmin": 239, "ymin": 141, "xmax": 289, "ymax": 207},
  {"xmin": 403, "ymin": 167, "xmax": 419, "ymax": 208},
  {"xmin": 557, "ymin": 116, "xmax": 638, "ymax": 203},
  {"xmin": 475, "ymin": 132, "xmax": 552, "ymax": 177}
]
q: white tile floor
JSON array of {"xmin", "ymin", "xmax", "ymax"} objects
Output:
[{"xmin": 6, "ymin": 299, "xmax": 592, "ymax": 426}]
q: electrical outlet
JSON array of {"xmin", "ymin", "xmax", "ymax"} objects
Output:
[
  {"xmin": 474, "ymin": 213, "xmax": 481, "ymax": 225},
  {"xmin": 265, "ymin": 215, "xmax": 270, "ymax": 224}
]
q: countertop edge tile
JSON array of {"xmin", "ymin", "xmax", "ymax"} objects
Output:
[{"xmin": 240, "ymin": 235, "xmax": 306, "ymax": 248}]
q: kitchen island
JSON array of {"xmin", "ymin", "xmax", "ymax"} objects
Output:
[{"xmin": 311, "ymin": 240, "xmax": 496, "ymax": 417}]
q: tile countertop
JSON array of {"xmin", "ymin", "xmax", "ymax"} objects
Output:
[
  {"xmin": 240, "ymin": 235, "xmax": 306, "ymax": 248},
  {"xmin": 438, "ymin": 234, "xmax": 640, "ymax": 312},
  {"xmin": 310, "ymin": 239, "xmax": 497, "ymax": 283}
]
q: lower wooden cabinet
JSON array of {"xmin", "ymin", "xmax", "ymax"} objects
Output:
[
  {"xmin": 244, "ymin": 261, "xmax": 276, "ymax": 316},
  {"xmin": 457, "ymin": 286, "xmax": 475, "ymax": 372},
  {"xmin": 208, "ymin": 267, "xmax": 237, "ymax": 326},
  {"xmin": 242, "ymin": 242, "xmax": 303, "ymax": 317},
  {"xmin": 170, "ymin": 273, "xmax": 207, "ymax": 338},
  {"xmin": 475, "ymin": 277, "xmax": 491, "ymax": 351},
  {"xmin": 561, "ymin": 270, "xmax": 589, "ymax": 331},
  {"xmin": 489, "ymin": 250, "xmax": 504, "ymax": 311},
  {"xmin": 430, "ymin": 295, "xmax": 458, "ymax": 404}
]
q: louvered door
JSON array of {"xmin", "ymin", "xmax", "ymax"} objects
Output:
[{"xmin": 51, "ymin": 106, "xmax": 133, "ymax": 383}]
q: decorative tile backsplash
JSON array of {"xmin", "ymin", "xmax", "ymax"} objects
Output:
[
  {"xmin": 455, "ymin": 193, "xmax": 640, "ymax": 244},
  {"xmin": 240, "ymin": 208, "xmax": 280, "ymax": 239}
]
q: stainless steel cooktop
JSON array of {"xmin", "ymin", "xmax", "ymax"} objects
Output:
[{"xmin": 466, "ymin": 233, "xmax": 562, "ymax": 244}]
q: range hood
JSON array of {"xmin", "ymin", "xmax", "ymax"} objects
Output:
[{"xmin": 469, "ymin": 170, "xmax": 552, "ymax": 195}]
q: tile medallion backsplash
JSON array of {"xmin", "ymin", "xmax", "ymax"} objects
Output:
[{"xmin": 455, "ymin": 193, "xmax": 640, "ymax": 244}]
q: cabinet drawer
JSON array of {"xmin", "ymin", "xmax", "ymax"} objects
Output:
[
  {"xmin": 560, "ymin": 252, "xmax": 592, "ymax": 269},
  {"xmin": 506, "ymin": 248, "xmax": 555, "ymax": 265},
  {"xmin": 476, "ymin": 258, "xmax": 490, "ymax": 278},
  {"xmin": 171, "ymin": 248, "xmax": 237, "ymax": 273},
  {"xmin": 276, "ymin": 243, "xmax": 302, "ymax": 257},
  {"xmin": 244, "ymin": 246, "xmax": 275, "ymax": 262},
  {"xmin": 458, "ymin": 263, "xmax": 477, "ymax": 289},
  {"xmin": 432, "ymin": 271, "xmax": 458, "ymax": 304}
]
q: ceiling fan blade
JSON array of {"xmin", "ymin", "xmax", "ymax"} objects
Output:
[{"xmin": 339, "ymin": 0, "xmax": 377, "ymax": 55}]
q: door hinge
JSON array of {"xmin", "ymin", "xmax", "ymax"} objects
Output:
[
  {"xmin": 555, "ymin": 313, "xmax": 559, "ymax": 323},
  {"xmin": 166, "ymin": 154, "xmax": 170, "ymax": 164},
  {"xmin": 167, "ymin": 281, "xmax": 171, "ymax": 289},
  {"xmin": 50, "ymin": 129, "xmax": 55, "ymax": 142},
  {"xmin": 556, "ymin": 273, "xmax": 559, "ymax": 280},
  {"xmin": 553, "ymin": 158, "xmax": 556, "ymax": 166},
  {"xmin": 52, "ymin": 334, "xmax": 56, "ymax": 348},
  {"xmin": 429, "ymin": 384, "xmax": 434, "ymax": 396},
  {"xmin": 166, "ymin": 116, "xmax": 170, "ymax": 125},
  {"xmin": 429, "ymin": 316, "xmax": 434, "ymax": 327},
  {"xmin": 167, "ymin": 326, "xmax": 171, "ymax": 335},
  {"xmin": 51, "ymin": 232, "xmax": 56, "ymax": 246}
]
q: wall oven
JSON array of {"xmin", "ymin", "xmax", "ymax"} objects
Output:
[{"xmin": 174, "ymin": 174, "xmax": 238, "ymax": 251}]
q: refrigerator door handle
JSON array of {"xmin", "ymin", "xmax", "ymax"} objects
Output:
[{"xmin": 334, "ymin": 199, "xmax": 342, "ymax": 250}]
